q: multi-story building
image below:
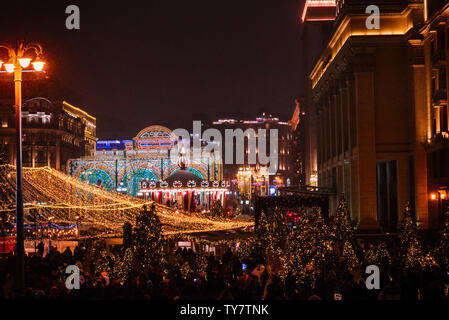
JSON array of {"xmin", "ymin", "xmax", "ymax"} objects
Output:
[
  {"xmin": 301, "ymin": 0, "xmax": 337, "ymax": 190},
  {"xmin": 420, "ymin": 0, "xmax": 449, "ymax": 227},
  {"xmin": 303, "ymin": 0, "xmax": 438, "ymax": 232},
  {"xmin": 0, "ymin": 97, "xmax": 96, "ymax": 172},
  {"xmin": 0, "ymin": 76, "xmax": 96, "ymax": 172},
  {"xmin": 210, "ymin": 114, "xmax": 296, "ymax": 195},
  {"xmin": 289, "ymin": 98, "xmax": 306, "ymax": 186},
  {"xmin": 62, "ymin": 101, "xmax": 97, "ymax": 156}
]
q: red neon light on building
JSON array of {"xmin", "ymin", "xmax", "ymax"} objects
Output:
[{"xmin": 302, "ymin": 0, "xmax": 337, "ymax": 22}]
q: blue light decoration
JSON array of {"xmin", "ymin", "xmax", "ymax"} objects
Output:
[
  {"xmin": 25, "ymin": 222, "xmax": 78, "ymax": 230},
  {"xmin": 79, "ymin": 168, "xmax": 114, "ymax": 191}
]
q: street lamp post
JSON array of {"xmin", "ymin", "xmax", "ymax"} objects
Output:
[{"xmin": 0, "ymin": 40, "xmax": 45, "ymax": 293}]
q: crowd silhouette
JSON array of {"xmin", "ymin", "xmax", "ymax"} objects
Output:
[{"xmin": 0, "ymin": 241, "xmax": 448, "ymax": 301}]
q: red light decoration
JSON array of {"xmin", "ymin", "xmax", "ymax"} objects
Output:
[{"xmin": 302, "ymin": 0, "xmax": 337, "ymax": 22}]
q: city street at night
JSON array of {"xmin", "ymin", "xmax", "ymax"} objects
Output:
[{"xmin": 0, "ymin": 0, "xmax": 448, "ymax": 314}]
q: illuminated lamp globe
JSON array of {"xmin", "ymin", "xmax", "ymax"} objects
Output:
[
  {"xmin": 4, "ymin": 63, "xmax": 14, "ymax": 73},
  {"xmin": 18, "ymin": 58, "xmax": 31, "ymax": 68},
  {"xmin": 32, "ymin": 60, "xmax": 45, "ymax": 71}
]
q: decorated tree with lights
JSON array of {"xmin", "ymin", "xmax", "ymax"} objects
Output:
[
  {"xmin": 210, "ymin": 200, "xmax": 227, "ymax": 218},
  {"xmin": 82, "ymin": 239, "xmax": 113, "ymax": 277},
  {"xmin": 112, "ymin": 247, "xmax": 134, "ymax": 284},
  {"xmin": 235, "ymin": 211, "xmax": 271, "ymax": 265},
  {"xmin": 398, "ymin": 202, "xmax": 426, "ymax": 269},
  {"xmin": 237, "ymin": 236, "xmax": 266, "ymax": 265},
  {"xmin": 342, "ymin": 241, "xmax": 360, "ymax": 270},
  {"xmin": 327, "ymin": 197, "xmax": 360, "ymax": 273},
  {"xmin": 0, "ymin": 158, "xmax": 15, "ymax": 236},
  {"xmin": 435, "ymin": 208, "xmax": 449, "ymax": 271},
  {"xmin": 191, "ymin": 248, "xmax": 208, "ymax": 275},
  {"xmin": 364, "ymin": 241, "xmax": 391, "ymax": 267},
  {"xmin": 266, "ymin": 208, "xmax": 290, "ymax": 251},
  {"xmin": 280, "ymin": 207, "xmax": 336, "ymax": 284},
  {"xmin": 254, "ymin": 208, "xmax": 290, "ymax": 271},
  {"xmin": 331, "ymin": 197, "xmax": 355, "ymax": 253},
  {"xmin": 133, "ymin": 204, "xmax": 164, "ymax": 269}
]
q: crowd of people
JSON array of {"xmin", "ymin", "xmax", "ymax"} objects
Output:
[{"xmin": 0, "ymin": 241, "xmax": 448, "ymax": 301}]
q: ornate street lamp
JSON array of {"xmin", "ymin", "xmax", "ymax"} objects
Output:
[{"xmin": 0, "ymin": 40, "xmax": 46, "ymax": 292}]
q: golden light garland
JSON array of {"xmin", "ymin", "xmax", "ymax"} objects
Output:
[{"xmin": 0, "ymin": 165, "xmax": 253, "ymax": 239}]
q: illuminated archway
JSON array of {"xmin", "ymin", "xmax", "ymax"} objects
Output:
[
  {"xmin": 79, "ymin": 169, "xmax": 114, "ymax": 191},
  {"xmin": 124, "ymin": 168, "xmax": 159, "ymax": 197}
]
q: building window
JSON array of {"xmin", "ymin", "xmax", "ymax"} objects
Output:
[
  {"xmin": 376, "ymin": 160, "xmax": 398, "ymax": 232},
  {"xmin": 441, "ymin": 105, "xmax": 448, "ymax": 132},
  {"xmin": 439, "ymin": 68, "xmax": 447, "ymax": 90},
  {"xmin": 437, "ymin": 27, "xmax": 445, "ymax": 50}
]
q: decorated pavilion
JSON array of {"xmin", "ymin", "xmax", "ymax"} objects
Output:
[{"xmin": 138, "ymin": 166, "xmax": 230, "ymax": 212}]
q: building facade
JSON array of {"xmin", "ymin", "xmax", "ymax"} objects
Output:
[
  {"xmin": 0, "ymin": 96, "xmax": 96, "ymax": 172},
  {"xmin": 210, "ymin": 114, "xmax": 296, "ymax": 196},
  {"xmin": 420, "ymin": 0, "xmax": 449, "ymax": 228},
  {"xmin": 301, "ymin": 0, "xmax": 337, "ymax": 190},
  {"xmin": 303, "ymin": 0, "xmax": 441, "ymax": 231}
]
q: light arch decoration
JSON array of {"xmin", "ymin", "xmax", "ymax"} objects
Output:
[
  {"xmin": 69, "ymin": 160, "xmax": 115, "ymax": 182},
  {"xmin": 133, "ymin": 125, "xmax": 177, "ymax": 150},
  {"xmin": 117, "ymin": 160, "xmax": 161, "ymax": 183},
  {"xmin": 79, "ymin": 168, "xmax": 114, "ymax": 191},
  {"xmin": 123, "ymin": 168, "xmax": 159, "ymax": 197}
]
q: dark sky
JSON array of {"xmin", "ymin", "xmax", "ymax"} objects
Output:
[{"xmin": 0, "ymin": 0, "xmax": 304, "ymax": 139}]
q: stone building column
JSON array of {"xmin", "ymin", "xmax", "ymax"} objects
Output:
[
  {"xmin": 410, "ymin": 38, "xmax": 430, "ymax": 228},
  {"xmin": 353, "ymin": 68, "xmax": 380, "ymax": 231}
]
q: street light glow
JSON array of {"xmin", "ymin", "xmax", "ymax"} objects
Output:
[
  {"xmin": 4, "ymin": 63, "xmax": 14, "ymax": 73},
  {"xmin": 32, "ymin": 60, "xmax": 45, "ymax": 71},
  {"xmin": 18, "ymin": 57, "xmax": 31, "ymax": 68}
]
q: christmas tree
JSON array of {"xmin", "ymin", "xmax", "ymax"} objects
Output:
[
  {"xmin": 342, "ymin": 241, "xmax": 360, "ymax": 271},
  {"xmin": 236, "ymin": 236, "xmax": 266, "ymax": 266},
  {"xmin": 112, "ymin": 247, "xmax": 134, "ymax": 284},
  {"xmin": 133, "ymin": 204, "xmax": 164, "ymax": 269},
  {"xmin": 0, "ymin": 150, "xmax": 14, "ymax": 236},
  {"xmin": 435, "ymin": 208, "xmax": 449, "ymax": 271},
  {"xmin": 209, "ymin": 200, "xmax": 227, "ymax": 218},
  {"xmin": 331, "ymin": 197, "xmax": 355, "ymax": 254},
  {"xmin": 398, "ymin": 202, "xmax": 425, "ymax": 270},
  {"xmin": 364, "ymin": 241, "xmax": 391, "ymax": 267},
  {"xmin": 281, "ymin": 207, "xmax": 335, "ymax": 284},
  {"xmin": 83, "ymin": 239, "xmax": 112, "ymax": 277}
]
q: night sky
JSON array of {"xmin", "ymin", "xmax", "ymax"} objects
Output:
[{"xmin": 0, "ymin": 0, "xmax": 304, "ymax": 139}]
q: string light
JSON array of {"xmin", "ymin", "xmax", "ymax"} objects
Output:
[{"xmin": 0, "ymin": 165, "xmax": 253, "ymax": 239}]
